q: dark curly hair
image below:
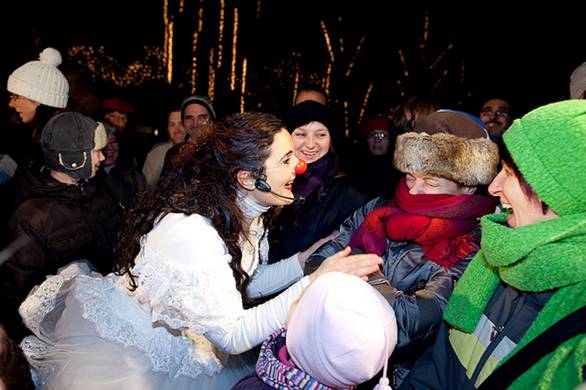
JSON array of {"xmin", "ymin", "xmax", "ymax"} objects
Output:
[
  {"xmin": 115, "ymin": 112, "xmax": 286, "ymax": 307},
  {"xmin": 0, "ymin": 325, "xmax": 34, "ymax": 390}
]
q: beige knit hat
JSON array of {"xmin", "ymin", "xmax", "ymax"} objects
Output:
[{"xmin": 7, "ymin": 48, "xmax": 69, "ymax": 108}]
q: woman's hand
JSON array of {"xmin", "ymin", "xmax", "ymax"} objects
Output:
[
  {"xmin": 298, "ymin": 231, "xmax": 339, "ymax": 268},
  {"xmin": 307, "ymin": 246, "xmax": 382, "ymax": 283}
]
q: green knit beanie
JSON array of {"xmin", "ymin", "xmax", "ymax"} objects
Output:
[{"xmin": 503, "ymin": 100, "xmax": 586, "ymax": 216}]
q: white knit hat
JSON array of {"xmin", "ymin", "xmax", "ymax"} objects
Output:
[
  {"xmin": 7, "ymin": 48, "xmax": 69, "ymax": 108},
  {"xmin": 570, "ymin": 61, "xmax": 586, "ymax": 99},
  {"xmin": 287, "ymin": 272, "xmax": 398, "ymax": 389}
]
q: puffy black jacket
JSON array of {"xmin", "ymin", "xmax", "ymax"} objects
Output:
[{"xmin": 0, "ymin": 166, "xmax": 122, "ymax": 340}]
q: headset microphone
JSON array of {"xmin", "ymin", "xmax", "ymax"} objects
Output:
[{"xmin": 254, "ymin": 178, "xmax": 304, "ymax": 202}]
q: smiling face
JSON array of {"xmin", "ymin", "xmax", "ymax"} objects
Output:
[
  {"xmin": 102, "ymin": 131, "xmax": 119, "ymax": 167},
  {"xmin": 405, "ymin": 173, "xmax": 476, "ymax": 195},
  {"xmin": 167, "ymin": 110, "xmax": 187, "ymax": 145},
  {"xmin": 182, "ymin": 103, "xmax": 211, "ymax": 136},
  {"xmin": 291, "ymin": 121, "xmax": 331, "ymax": 163},
  {"xmin": 480, "ymin": 98, "xmax": 512, "ymax": 137},
  {"xmin": 248, "ymin": 129, "xmax": 299, "ymax": 207},
  {"xmin": 9, "ymin": 94, "xmax": 40, "ymax": 124},
  {"xmin": 488, "ymin": 162, "xmax": 558, "ymax": 227}
]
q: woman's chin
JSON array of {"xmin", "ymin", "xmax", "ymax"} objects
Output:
[{"xmin": 507, "ymin": 213, "xmax": 517, "ymax": 228}]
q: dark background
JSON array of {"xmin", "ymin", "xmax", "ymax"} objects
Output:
[{"xmin": 2, "ymin": 1, "xmax": 584, "ymax": 132}]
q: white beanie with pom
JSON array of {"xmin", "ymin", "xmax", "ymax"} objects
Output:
[{"xmin": 7, "ymin": 47, "xmax": 69, "ymax": 108}]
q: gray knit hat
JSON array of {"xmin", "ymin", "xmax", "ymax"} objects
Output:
[
  {"xmin": 180, "ymin": 94, "xmax": 216, "ymax": 121},
  {"xmin": 42, "ymin": 112, "xmax": 107, "ymax": 180},
  {"xmin": 7, "ymin": 48, "xmax": 69, "ymax": 108}
]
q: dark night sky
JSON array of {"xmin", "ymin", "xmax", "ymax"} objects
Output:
[{"xmin": 2, "ymin": 1, "xmax": 585, "ymax": 124}]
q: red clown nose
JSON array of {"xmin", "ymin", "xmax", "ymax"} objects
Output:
[{"xmin": 294, "ymin": 160, "xmax": 307, "ymax": 175}]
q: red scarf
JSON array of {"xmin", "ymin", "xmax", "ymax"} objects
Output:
[{"xmin": 349, "ymin": 178, "xmax": 496, "ymax": 267}]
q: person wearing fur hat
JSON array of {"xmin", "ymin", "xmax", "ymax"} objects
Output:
[
  {"xmin": 0, "ymin": 112, "xmax": 122, "ymax": 341},
  {"xmin": 401, "ymin": 100, "xmax": 586, "ymax": 390},
  {"xmin": 268, "ymin": 100, "xmax": 366, "ymax": 264},
  {"xmin": 306, "ymin": 110, "xmax": 499, "ymax": 387},
  {"xmin": 5, "ymin": 47, "xmax": 69, "ymax": 168},
  {"xmin": 233, "ymin": 272, "xmax": 398, "ymax": 390}
]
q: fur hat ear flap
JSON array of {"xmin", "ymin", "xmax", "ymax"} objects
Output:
[{"xmin": 393, "ymin": 110, "xmax": 499, "ymax": 186}]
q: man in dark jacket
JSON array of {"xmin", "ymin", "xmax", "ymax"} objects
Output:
[{"xmin": 0, "ymin": 112, "xmax": 122, "ymax": 340}]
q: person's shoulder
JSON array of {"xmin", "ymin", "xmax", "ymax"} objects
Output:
[
  {"xmin": 146, "ymin": 142, "xmax": 173, "ymax": 158},
  {"xmin": 154, "ymin": 213, "xmax": 223, "ymax": 243}
]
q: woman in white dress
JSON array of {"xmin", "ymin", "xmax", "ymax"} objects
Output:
[{"xmin": 19, "ymin": 112, "xmax": 381, "ymax": 389}]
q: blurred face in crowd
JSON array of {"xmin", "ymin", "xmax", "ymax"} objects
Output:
[
  {"xmin": 182, "ymin": 103, "xmax": 211, "ymax": 136},
  {"xmin": 406, "ymin": 173, "xmax": 476, "ymax": 196},
  {"xmin": 102, "ymin": 131, "xmax": 119, "ymax": 167},
  {"xmin": 167, "ymin": 110, "xmax": 187, "ymax": 145},
  {"xmin": 91, "ymin": 148, "xmax": 105, "ymax": 178},
  {"xmin": 291, "ymin": 121, "xmax": 331, "ymax": 164},
  {"xmin": 480, "ymin": 99, "xmax": 512, "ymax": 138},
  {"xmin": 367, "ymin": 130, "xmax": 391, "ymax": 156},
  {"xmin": 9, "ymin": 94, "xmax": 40, "ymax": 124},
  {"xmin": 105, "ymin": 111, "xmax": 129, "ymax": 131}
]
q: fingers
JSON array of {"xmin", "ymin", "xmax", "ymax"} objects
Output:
[
  {"xmin": 329, "ymin": 246, "xmax": 351, "ymax": 260},
  {"xmin": 342, "ymin": 254, "xmax": 382, "ymax": 278}
]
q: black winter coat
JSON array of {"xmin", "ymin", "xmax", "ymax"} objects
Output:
[{"xmin": 0, "ymin": 166, "xmax": 122, "ymax": 340}]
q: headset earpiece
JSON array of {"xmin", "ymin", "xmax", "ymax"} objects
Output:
[{"xmin": 254, "ymin": 178, "xmax": 271, "ymax": 192}]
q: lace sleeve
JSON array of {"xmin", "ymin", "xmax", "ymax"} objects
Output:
[
  {"xmin": 133, "ymin": 214, "xmax": 309, "ymax": 355},
  {"xmin": 132, "ymin": 215, "xmax": 244, "ymax": 337}
]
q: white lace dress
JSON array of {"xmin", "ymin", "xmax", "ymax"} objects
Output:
[{"xmin": 19, "ymin": 212, "xmax": 309, "ymax": 389}]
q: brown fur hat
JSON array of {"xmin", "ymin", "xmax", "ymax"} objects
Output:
[{"xmin": 393, "ymin": 110, "xmax": 499, "ymax": 186}]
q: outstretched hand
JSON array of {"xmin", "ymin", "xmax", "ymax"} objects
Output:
[
  {"xmin": 308, "ymin": 246, "xmax": 382, "ymax": 283},
  {"xmin": 298, "ymin": 231, "xmax": 340, "ymax": 267}
]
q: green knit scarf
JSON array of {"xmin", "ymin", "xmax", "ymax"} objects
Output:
[{"xmin": 444, "ymin": 212, "xmax": 586, "ymax": 390}]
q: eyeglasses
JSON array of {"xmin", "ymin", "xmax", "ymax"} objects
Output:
[
  {"xmin": 368, "ymin": 131, "xmax": 390, "ymax": 140},
  {"xmin": 480, "ymin": 109, "xmax": 510, "ymax": 119}
]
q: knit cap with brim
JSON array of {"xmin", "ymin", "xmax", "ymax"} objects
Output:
[{"xmin": 503, "ymin": 99, "xmax": 586, "ymax": 216}]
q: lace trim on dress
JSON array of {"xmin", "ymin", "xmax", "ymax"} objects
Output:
[
  {"xmin": 20, "ymin": 335, "xmax": 56, "ymax": 359},
  {"xmin": 130, "ymin": 244, "xmax": 243, "ymax": 338},
  {"xmin": 74, "ymin": 274, "xmax": 225, "ymax": 380},
  {"xmin": 19, "ymin": 261, "xmax": 93, "ymax": 335}
]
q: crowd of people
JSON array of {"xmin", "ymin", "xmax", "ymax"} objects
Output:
[{"xmin": 0, "ymin": 47, "xmax": 585, "ymax": 389}]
